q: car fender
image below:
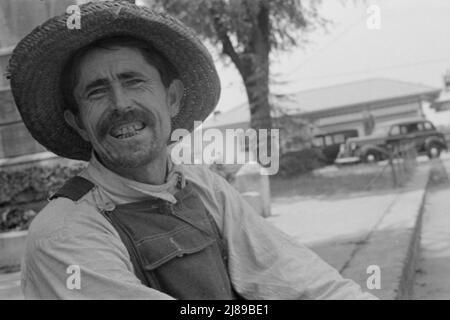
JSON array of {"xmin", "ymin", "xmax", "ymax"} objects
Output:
[
  {"xmin": 424, "ymin": 136, "xmax": 447, "ymax": 150},
  {"xmin": 359, "ymin": 144, "xmax": 388, "ymax": 157}
]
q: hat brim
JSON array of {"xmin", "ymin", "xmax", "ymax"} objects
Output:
[{"xmin": 8, "ymin": 1, "xmax": 220, "ymax": 161}]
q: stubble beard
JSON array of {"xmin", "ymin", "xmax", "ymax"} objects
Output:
[
  {"xmin": 98, "ymin": 130, "xmax": 165, "ymax": 169},
  {"xmin": 94, "ymin": 108, "xmax": 165, "ymax": 169}
]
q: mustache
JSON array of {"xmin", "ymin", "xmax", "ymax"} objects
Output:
[{"xmin": 97, "ymin": 109, "xmax": 156, "ymax": 138}]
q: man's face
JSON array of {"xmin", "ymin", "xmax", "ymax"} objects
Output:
[{"xmin": 66, "ymin": 46, "xmax": 182, "ymax": 169}]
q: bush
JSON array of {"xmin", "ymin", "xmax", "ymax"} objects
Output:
[
  {"xmin": 0, "ymin": 163, "xmax": 85, "ymax": 232},
  {"xmin": 0, "ymin": 207, "xmax": 37, "ymax": 232},
  {"xmin": 0, "ymin": 163, "xmax": 85, "ymax": 207},
  {"xmin": 277, "ymin": 148, "xmax": 325, "ymax": 177}
]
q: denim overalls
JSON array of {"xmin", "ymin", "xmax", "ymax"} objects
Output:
[{"xmin": 50, "ymin": 176, "xmax": 238, "ymax": 299}]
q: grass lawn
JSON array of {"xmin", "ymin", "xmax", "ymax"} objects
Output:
[{"xmin": 270, "ymin": 162, "xmax": 414, "ymax": 199}]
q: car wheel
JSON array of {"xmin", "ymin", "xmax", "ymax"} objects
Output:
[
  {"xmin": 364, "ymin": 151, "xmax": 379, "ymax": 163},
  {"xmin": 427, "ymin": 144, "xmax": 441, "ymax": 159}
]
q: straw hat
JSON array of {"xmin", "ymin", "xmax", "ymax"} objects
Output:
[{"xmin": 7, "ymin": 0, "xmax": 220, "ymax": 161}]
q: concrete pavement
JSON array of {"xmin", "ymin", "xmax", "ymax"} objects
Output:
[
  {"xmin": 413, "ymin": 157, "xmax": 450, "ymax": 299},
  {"xmin": 268, "ymin": 190, "xmax": 399, "ymax": 272},
  {"xmin": 269, "ymin": 160, "xmax": 432, "ymax": 299},
  {"xmin": 0, "ymin": 271, "xmax": 21, "ymax": 300}
]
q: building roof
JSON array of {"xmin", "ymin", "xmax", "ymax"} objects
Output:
[
  {"xmin": 203, "ymin": 103, "xmax": 250, "ymax": 129},
  {"xmin": 204, "ymin": 78, "xmax": 439, "ymax": 129},
  {"xmin": 430, "ymin": 90, "xmax": 450, "ymax": 110},
  {"xmin": 283, "ymin": 78, "xmax": 439, "ymax": 114}
]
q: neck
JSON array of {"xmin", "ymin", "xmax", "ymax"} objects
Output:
[{"xmin": 98, "ymin": 152, "xmax": 168, "ymax": 185}]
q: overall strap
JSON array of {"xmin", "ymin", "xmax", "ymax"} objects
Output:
[{"xmin": 49, "ymin": 176, "xmax": 95, "ymax": 201}]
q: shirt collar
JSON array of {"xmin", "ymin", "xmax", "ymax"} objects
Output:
[{"xmin": 84, "ymin": 152, "xmax": 186, "ymax": 204}]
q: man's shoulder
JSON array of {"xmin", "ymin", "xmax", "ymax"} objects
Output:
[{"xmin": 27, "ymin": 192, "xmax": 113, "ymax": 246}]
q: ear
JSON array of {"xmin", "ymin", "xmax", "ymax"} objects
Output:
[
  {"xmin": 64, "ymin": 110, "xmax": 90, "ymax": 142},
  {"xmin": 167, "ymin": 79, "xmax": 184, "ymax": 118}
]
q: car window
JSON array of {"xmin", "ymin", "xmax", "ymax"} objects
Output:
[
  {"xmin": 313, "ymin": 137, "xmax": 324, "ymax": 147},
  {"xmin": 416, "ymin": 123, "xmax": 424, "ymax": 131},
  {"xmin": 325, "ymin": 135, "xmax": 333, "ymax": 146},
  {"xmin": 399, "ymin": 125, "xmax": 408, "ymax": 134},
  {"xmin": 423, "ymin": 121, "xmax": 434, "ymax": 131},
  {"xmin": 333, "ymin": 134, "xmax": 346, "ymax": 144},
  {"xmin": 404, "ymin": 123, "xmax": 420, "ymax": 133},
  {"xmin": 389, "ymin": 125, "xmax": 400, "ymax": 136}
]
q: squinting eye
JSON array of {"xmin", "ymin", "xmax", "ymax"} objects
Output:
[
  {"xmin": 88, "ymin": 87, "xmax": 108, "ymax": 98},
  {"xmin": 125, "ymin": 79, "xmax": 144, "ymax": 86}
]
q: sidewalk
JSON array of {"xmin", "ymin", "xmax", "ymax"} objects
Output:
[
  {"xmin": 268, "ymin": 161, "xmax": 431, "ymax": 299},
  {"xmin": 413, "ymin": 157, "xmax": 450, "ymax": 299},
  {"xmin": 0, "ymin": 271, "xmax": 21, "ymax": 300},
  {"xmin": 268, "ymin": 189, "xmax": 399, "ymax": 272}
]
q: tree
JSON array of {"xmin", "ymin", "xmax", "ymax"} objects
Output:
[{"xmin": 142, "ymin": 0, "xmax": 328, "ymax": 158}]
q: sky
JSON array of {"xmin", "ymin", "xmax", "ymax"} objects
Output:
[{"xmin": 213, "ymin": 0, "xmax": 450, "ymax": 123}]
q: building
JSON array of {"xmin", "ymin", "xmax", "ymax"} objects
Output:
[
  {"xmin": 0, "ymin": 0, "xmax": 74, "ymax": 166},
  {"xmin": 430, "ymin": 70, "xmax": 450, "ymax": 112},
  {"xmin": 203, "ymin": 78, "xmax": 440, "ymax": 154}
]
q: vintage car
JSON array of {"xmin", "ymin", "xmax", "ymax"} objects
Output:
[
  {"xmin": 312, "ymin": 129, "xmax": 359, "ymax": 164},
  {"xmin": 335, "ymin": 118, "xmax": 448, "ymax": 164}
]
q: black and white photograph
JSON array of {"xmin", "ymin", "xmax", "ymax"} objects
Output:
[{"xmin": 1, "ymin": 0, "xmax": 450, "ymax": 305}]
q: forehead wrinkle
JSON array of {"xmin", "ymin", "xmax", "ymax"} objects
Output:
[
  {"xmin": 80, "ymin": 64, "xmax": 150, "ymax": 90},
  {"xmin": 83, "ymin": 71, "xmax": 146, "ymax": 93},
  {"xmin": 118, "ymin": 71, "xmax": 146, "ymax": 80},
  {"xmin": 74, "ymin": 47, "xmax": 159, "ymax": 97}
]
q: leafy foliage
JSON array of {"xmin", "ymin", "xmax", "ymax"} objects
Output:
[
  {"xmin": 144, "ymin": 0, "xmax": 327, "ymax": 54},
  {"xmin": 0, "ymin": 208, "xmax": 37, "ymax": 232},
  {"xmin": 277, "ymin": 148, "xmax": 325, "ymax": 177},
  {"xmin": 0, "ymin": 164, "xmax": 85, "ymax": 206},
  {"xmin": 0, "ymin": 163, "xmax": 85, "ymax": 232}
]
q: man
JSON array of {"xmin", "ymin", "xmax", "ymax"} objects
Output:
[{"xmin": 8, "ymin": 1, "xmax": 377, "ymax": 299}]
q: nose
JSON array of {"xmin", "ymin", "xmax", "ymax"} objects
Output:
[{"xmin": 111, "ymin": 83, "xmax": 131, "ymax": 111}]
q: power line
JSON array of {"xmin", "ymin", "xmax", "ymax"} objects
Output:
[
  {"xmin": 286, "ymin": 56, "xmax": 450, "ymax": 82},
  {"xmin": 283, "ymin": 9, "xmax": 368, "ymax": 80}
]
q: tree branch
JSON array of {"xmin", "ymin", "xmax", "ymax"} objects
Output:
[{"xmin": 208, "ymin": 1, "xmax": 244, "ymax": 75}]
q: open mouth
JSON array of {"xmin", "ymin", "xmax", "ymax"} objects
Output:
[{"xmin": 109, "ymin": 121, "xmax": 146, "ymax": 140}]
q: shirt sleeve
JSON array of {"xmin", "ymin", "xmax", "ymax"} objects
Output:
[
  {"xmin": 21, "ymin": 227, "xmax": 174, "ymax": 300},
  {"xmin": 209, "ymin": 170, "xmax": 378, "ymax": 300}
]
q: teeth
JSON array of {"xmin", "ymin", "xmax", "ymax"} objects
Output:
[
  {"xmin": 111, "ymin": 122, "xmax": 145, "ymax": 138},
  {"xmin": 117, "ymin": 126, "xmax": 136, "ymax": 135},
  {"xmin": 118, "ymin": 132, "xmax": 137, "ymax": 139}
]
